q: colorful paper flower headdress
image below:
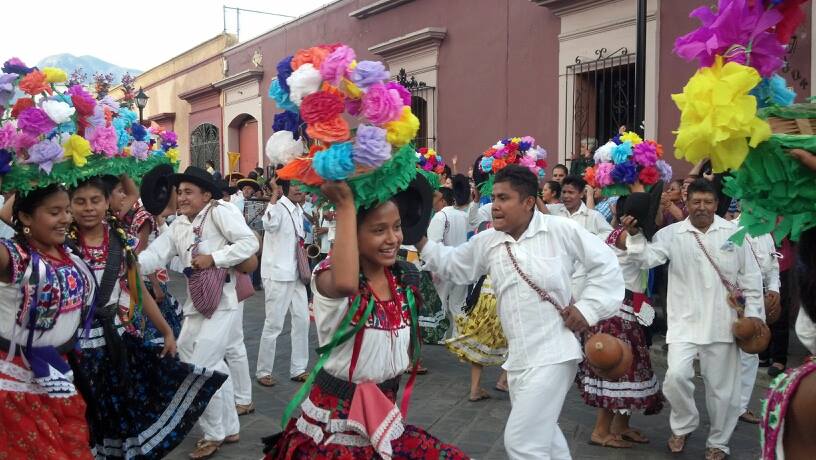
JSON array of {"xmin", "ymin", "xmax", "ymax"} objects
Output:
[
  {"xmin": 0, "ymin": 57, "xmax": 179, "ymax": 193},
  {"xmin": 671, "ymin": 0, "xmax": 805, "ymax": 173},
  {"xmin": 584, "ymin": 131, "xmax": 672, "ymax": 196},
  {"xmin": 265, "ymin": 43, "xmax": 421, "ymax": 209},
  {"xmin": 476, "ymin": 136, "xmax": 548, "ymax": 195},
  {"xmin": 415, "ymin": 147, "xmax": 445, "ymax": 189}
]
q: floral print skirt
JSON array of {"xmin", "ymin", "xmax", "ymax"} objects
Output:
[
  {"xmin": 71, "ymin": 312, "xmax": 227, "ymax": 459},
  {"xmin": 417, "ymin": 271, "xmax": 449, "ymax": 344},
  {"xmin": 576, "ymin": 303, "xmax": 664, "ymax": 415},
  {"xmin": 445, "ymin": 278, "xmax": 507, "ymax": 367}
]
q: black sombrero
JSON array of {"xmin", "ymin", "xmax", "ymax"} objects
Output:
[
  {"xmin": 236, "ymin": 178, "xmax": 261, "ymax": 193},
  {"xmin": 172, "ymin": 166, "xmax": 222, "ymax": 198},
  {"xmin": 620, "ymin": 180, "xmax": 664, "ymax": 241},
  {"xmin": 225, "ymin": 172, "xmax": 244, "ymax": 182},
  {"xmin": 140, "ymin": 164, "xmax": 175, "ymax": 215},
  {"xmin": 392, "ymin": 172, "xmax": 434, "ymax": 245}
]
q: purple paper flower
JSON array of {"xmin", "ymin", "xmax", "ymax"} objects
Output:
[
  {"xmin": 272, "ymin": 111, "xmax": 304, "ymax": 139},
  {"xmin": 276, "ymin": 56, "xmax": 294, "ymax": 93},
  {"xmin": 655, "ymin": 159, "xmax": 673, "ymax": 182},
  {"xmin": 0, "ymin": 149, "xmax": 13, "ymax": 175},
  {"xmin": 611, "ymin": 161, "xmax": 639, "ymax": 184},
  {"xmin": 130, "ymin": 141, "xmax": 149, "ymax": 160},
  {"xmin": 0, "ymin": 122, "xmax": 16, "ymax": 149},
  {"xmin": 674, "ymin": 0, "xmax": 785, "ymax": 77},
  {"xmin": 161, "ymin": 131, "xmax": 178, "ymax": 150},
  {"xmin": 385, "ymin": 81, "xmax": 411, "ymax": 106},
  {"xmin": 346, "ymin": 98, "xmax": 363, "ymax": 116},
  {"xmin": 353, "ymin": 124, "xmax": 391, "ymax": 168},
  {"xmin": 17, "ymin": 107, "xmax": 56, "ymax": 136},
  {"xmin": 321, "ymin": 46, "xmax": 355, "ymax": 84},
  {"xmin": 0, "ymin": 73, "xmax": 18, "ymax": 107},
  {"xmin": 26, "ymin": 138, "xmax": 63, "ymax": 173},
  {"xmin": 88, "ymin": 104, "xmax": 106, "ymax": 128},
  {"xmin": 98, "ymin": 95, "xmax": 120, "ymax": 113},
  {"xmin": 88, "ymin": 125, "xmax": 118, "ymax": 157},
  {"xmin": 11, "ymin": 131, "xmax": 37, "ymax": 151},
  {"xmin": 2, "ymin": 58, "xmax": 33, "ymax": 76},
  {"xmin": 350, "ymin": 61, "xmax": 389, "ymax": 89},
  {"xmin": 632, "ymin": 141, "xmax": 658, "ymax": 167}
]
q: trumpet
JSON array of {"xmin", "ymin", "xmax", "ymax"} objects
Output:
[{"xmin": 306, "ymin": 243, "xmax": 321, "ymax": 259}]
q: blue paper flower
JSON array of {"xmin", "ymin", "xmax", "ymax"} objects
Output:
[
  {"xmin": 117, "ymin": 108, "xmax": 138, "ymax": 126},
  {"xmin": 277, "ymin": 56, "xmax": 294, "ymax": 93},
  {"xmin": 480, "ymin": 156, "xmax": 494, "ymax": 173},
  {"xmin": 130, "ymin": 123, "xmax": 148, "ymax": 142},
  {"xmin": 0, "ymin": 149, "xmax": 13, "ymax": 175},
  {"xmin": 751, "ymin": 73, "xmax": 796, "ymax": 108},
  {"xmin": 611, "ymin": 161, "xmax": 638, "ymax": 184},
  {"xmin": 269, "ymin": 80, "xmax": 299, "ymax": 113},
  {"xmin": 612, "ymin": 141, "xmax": 633, "ymax": 164},
  {"xmin": 313, "ymin": 142, "xmax": 355, "ymax": 180},
  {"xmin": 272, "ymin": 111, "xmax": 303, "ymax": 139}
]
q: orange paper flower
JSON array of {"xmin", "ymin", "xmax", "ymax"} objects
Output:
[
  {"xmin": 19, "ymin": 70, "xmax": 53, "ymax": 96},
  {"xmin": 491, "ymin": 158, "xmax": 507, "ymax": 173},
  {"xmin": 292, "ymin": 47, "xmax": 329, "ymax": 70},
  {"xmin": 583, "ymin": 165, "xmax": 598, "ymax": 188},
  {"xmin": 11, "ymin": 97, "xmax": 35, "ymax": 118},
  {"xmin": 277, "ymin": 157, "xmax": 325, "ymax": 186},
  {"xmin": 306, "ymin": 116, "xmax": 350, "ymax": 143}
]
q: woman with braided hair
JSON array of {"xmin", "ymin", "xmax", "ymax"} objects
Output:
[
  {"xmin": 66, "ymin": 176, "xmax": 228, "ymax": 460},
  {"xmin": 0, "ymin": 184, "xmax": 95, "ymax": 459}
]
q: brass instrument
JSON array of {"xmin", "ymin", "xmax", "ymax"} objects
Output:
[{"xmin": 306, "ymin": 243, "xmax": 321, "ymax": 259}]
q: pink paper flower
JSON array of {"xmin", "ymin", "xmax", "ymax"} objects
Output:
[
  {"xmin": 320, "ymin": 45, "xmax": 356, "ymax": 84},
  {"xmin": 595, "ymin": 162, "xmax": 615, "ymax": 187},
  {"xmin": 17, "ymin": 107, "xmax": 55, "ymax": 136},
  {"xmin": 0, "ymin": 122, "xmax": 16, "ymax": 149},
  {"xmin": 361, "ymin": 83, "xmax": 402, "ymax": 124},
  {"xmin": 88, "ymin": 125, "xmax": 119, "ymax": 157}
]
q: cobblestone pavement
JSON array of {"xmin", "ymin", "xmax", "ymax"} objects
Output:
[{"xmin": 164, "ymin": 276, "xmax": 802, "ymax": 459}]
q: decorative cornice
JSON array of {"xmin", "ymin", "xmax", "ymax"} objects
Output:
[
  {"xmin": 559, "ymin": 13, "xmax": 657, "ymax": 42},
  {"xmin": 369, "ymin": 27, "xmax": 447, "ymax": 61},
  {"xmin": 531, "ymin": 0, "xmax": 620, "ymax": 17},
  {"xmin": 349, "ymin": 0, "xmax": 414, "ymax": 19},
  {"xmin": 178, "ymin": 84, "xmax": 219, "ymax": 102},
  {"xmin": 147, "ymin": 112, "xmax": 176, "ymax": 123},
  {"xmin": 212, "ymin": 69, "xmax": 264, "ymax": 90}
]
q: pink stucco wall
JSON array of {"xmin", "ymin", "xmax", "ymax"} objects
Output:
[{"xmin": 223, "ymin": 0, "xmax": 561, "ymax": 170}]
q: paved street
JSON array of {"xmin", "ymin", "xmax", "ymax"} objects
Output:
[{"xmin": 164, "ymin": 276, "xmax": 802, "ymax": 460}]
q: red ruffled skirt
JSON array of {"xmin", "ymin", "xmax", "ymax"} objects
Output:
[
  {"xmin": 576, "ymin": 304, "xmax": 664, "ymax": 415},
  {"xmin": 0, "ymin": 351, "xmax": 92, "ymax": 460},
  {"xmin": 264, "ymin": 378, "xmax": 470, "ymax": 459}
]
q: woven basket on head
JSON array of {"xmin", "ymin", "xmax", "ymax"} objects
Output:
[{"xmin": 762, "ymin": 103, "xmax": 816, "ymax": 135}]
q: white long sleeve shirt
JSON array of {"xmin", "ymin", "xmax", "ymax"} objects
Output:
[
  {"xmin": 427, "ymin": 206, "xmax": 469, "ymax": 247},
  {"xmin": 625, "ymin": 216, "xmax": 764, "ymax": 345},
  {"xmin": 746, "ymin": 233, "xmax": 781, "ymax": 293},
  {"xmin": 260, "ymin": 196, "xmax": 304, "ymax": 281},
  {"xmin": 546, "ymin": 202, "xmax": 613, "ymax": 239},
  {"xmin": 420, "ymin": 211, "xmax": 623, "ymax": 371},
  {"xmin": 139, "ymin": 201, "xmax": 259, "ymax": 316}
]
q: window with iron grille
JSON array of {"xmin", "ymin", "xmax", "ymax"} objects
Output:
[{"xmin": 396, "ymin": 68, "xmax": 436, "ymax": 149}]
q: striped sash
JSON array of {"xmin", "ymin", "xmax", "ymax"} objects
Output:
[{"xmin": 187, "ymin": 204, "xmax": 227, "ymax": 319}]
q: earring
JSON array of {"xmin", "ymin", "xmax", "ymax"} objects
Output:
[{"xmin": 23, "ymin": 226, "xmax": 30, "ymax": 235}]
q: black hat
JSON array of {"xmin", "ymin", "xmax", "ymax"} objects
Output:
[
  {"xmin": 172, "ymin": 166, "xmax": 221, "ymax": 198},
  {"xmin": 140, "ymin": 164, "xmax": 175, "ymax": 215},
  {"xmin": 215, "ymin": 180, "xmax": 237, "ymax": 196},
  {"xmin": 621, "ymin": 180, "xmax": 664, "ymax": 241},
  {"xmin": 393, "ymin": 172, "xmax": 434, "ymax": 245},
  {"xmin": 236, "ymin": 178, "xmax": 261, "ymax": 193},
  {"xmin": 700, "ymin": 160, "xmax": 731, "ymax": 218},
  {"xmin": 225, "ymin": 173, "xmax": 244, "ymax": 182}
]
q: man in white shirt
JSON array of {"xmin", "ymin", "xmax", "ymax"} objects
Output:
[
  {"xmin": 139, "ymin": 166, "xmax": 259, "ymax": 458},
  {"xmin": 619, "ymin": 179, "xmax": 764, "ymax": 459},
  {"xmin": 736, "ymin": 224, "xmax": 781, "ymax": 424},
  {"xmin": 419, "ymin": 165, "xmax": 623, "ymax": 459},
  {"xmin": 315, "ymin": 205, "xmax": 336, "ymax": 262},
  {"xmin": 546, "ymin": 175, "xmax": 612, "ymax": 238},
  {"xmin": 256, "ymin": 180, "xmax": 310, "ymax": 386},
  {"xmin": 428, "ymin": 178, "xmax": 471, "ymax": 339}
]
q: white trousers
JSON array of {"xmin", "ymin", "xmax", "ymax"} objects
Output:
[
  {"xmin": 225, "ymin": 302, "xmax": 252, "ymax": 405},
  {"xmin": 664, "ymin": 342, "xmax": 741, "ymax": 454},
  {"xmin": 739, "ymin": 350, "xmax": 759, "ymax": 413},
  {"xmin": 177, "ymin": 308, "xmax": 240, "ymax": 441},
  {"xmin": 256, "ymin": 278, "xmax": 309, "ymax": 378},
  {"xmin": 437, "ymin": 280, "xmax": 468, "ymax": 339},
  {"xmin": 505, "ymin": 360, "xmax": 578, "ymax": 460}
]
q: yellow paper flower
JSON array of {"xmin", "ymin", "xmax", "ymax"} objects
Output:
[
  {"xmin": 42, "ymin": 67, "xmax": 68, "ymax": 84},
  {"xmin": 385, "ymin": 106, "xmax": 420, "ymax": 147},
  {"xmin": 620, "ymin": 131, "xmax": 643, "ymax": 145},
  {"xmin": 62, "ymin": 134, "xmax": 92, "ymax": 167},
  {"xmin": 672, "ymin": 56, "xmax": 771, "ymax": 173},
  {"xmin": 166, "ymin": 147, "xmax": 179, "ymax": 163},
  {"xmin": 340, "ymin": 77, "xmax": 362, "ymax": 99}
]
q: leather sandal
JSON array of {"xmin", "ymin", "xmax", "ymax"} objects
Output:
[
  {"xmin": 257, "ymin": 375, "xmax": 277, "ymax": 387},
  {"xmin": 739, "ymin": 410, "xmax": 761, "ymax": 424},
  {"xmin": 236, "ymin": 402, "xmax": 255, "ymax": 416},
  {"xmin": 224, "ymin": 433, "xmax": 240, "ymax": 444},
  {"xmin": 617, "ymin": 428, "xmax": 649, "ymax": 444},
  {"xmin": 468, "ymin": 389, "xmax": 491, "ymax": 402},
  {"xmin": 290, "ymin": 372, "xmax": 309, "ymax": 382},
  {"xmin": 189, "ymin": 440, "xmax": 221, "ymax": 459},
  {"xmin": 667, "ymin": 433, "xmax": 690, "ymax": 453},
  {"xmin": 589, "ymin": 433, "xmax": 632, "ymax": 448},
  {"xmin": 705, "ymin": 447, "xmax": 727, "ymax": 460}
]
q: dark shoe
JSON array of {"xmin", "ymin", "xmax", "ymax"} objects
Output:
[{"xmin": 768, "ymin": 363, "xmax": 786, "ymax": 378}]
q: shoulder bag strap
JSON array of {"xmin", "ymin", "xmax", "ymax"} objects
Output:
[
  {"xmin": 503, "ymin": 242, "xmax": 564, "ymax": 312},
  {"xmin": 95, "ymin": 226, "xmax": 124, "ymax": 309},
  {"xmin": 691, "ymin": 232, "xmax": 738, "ymax": 293}
]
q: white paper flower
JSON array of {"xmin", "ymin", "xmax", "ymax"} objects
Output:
[
  {"xmin": 286, "ymin": 63, "xmax": 322, "ymax": 105},
  {"xmin": 265, "ymin": 130, "xmax": 304, "ymax": 165},
  {"xmin": 593, "ymin": 141, "xmax": 616, "ymax": 163},
  {"xmin": 41, "ymin": 100, "xmax": 76, "ymax": 124}
]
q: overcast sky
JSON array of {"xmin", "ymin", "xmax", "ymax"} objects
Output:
[{"xmin": 2, "ymin": 0, "xmax": 332, "ymax": 71}]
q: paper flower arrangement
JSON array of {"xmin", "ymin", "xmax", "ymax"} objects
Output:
[
  {"xmin": 0, "ymin": 58, "xmax": 179, "ymax": 193},
  {"xmin": 671, "ymin": 0, "xmax": 804, "ymax": 173},
  {"xmin": 475, "ymin": 136, "xmax": 547, "ymax": 195},
  {"xmin": 267, "ymin": 44, "xmax": 421, "ymax": 209},
  {"xmin": 416, "ymin": 147, "xmax": 445, "ymax": 173},
  {"xmin": 584, "ymin": 131, "xmax": 672, "ymax": 196}
]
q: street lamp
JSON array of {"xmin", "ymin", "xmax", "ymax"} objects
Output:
[{"xmin": 135, "ymin": 87, "xmax": 149, "ymax": 125}]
